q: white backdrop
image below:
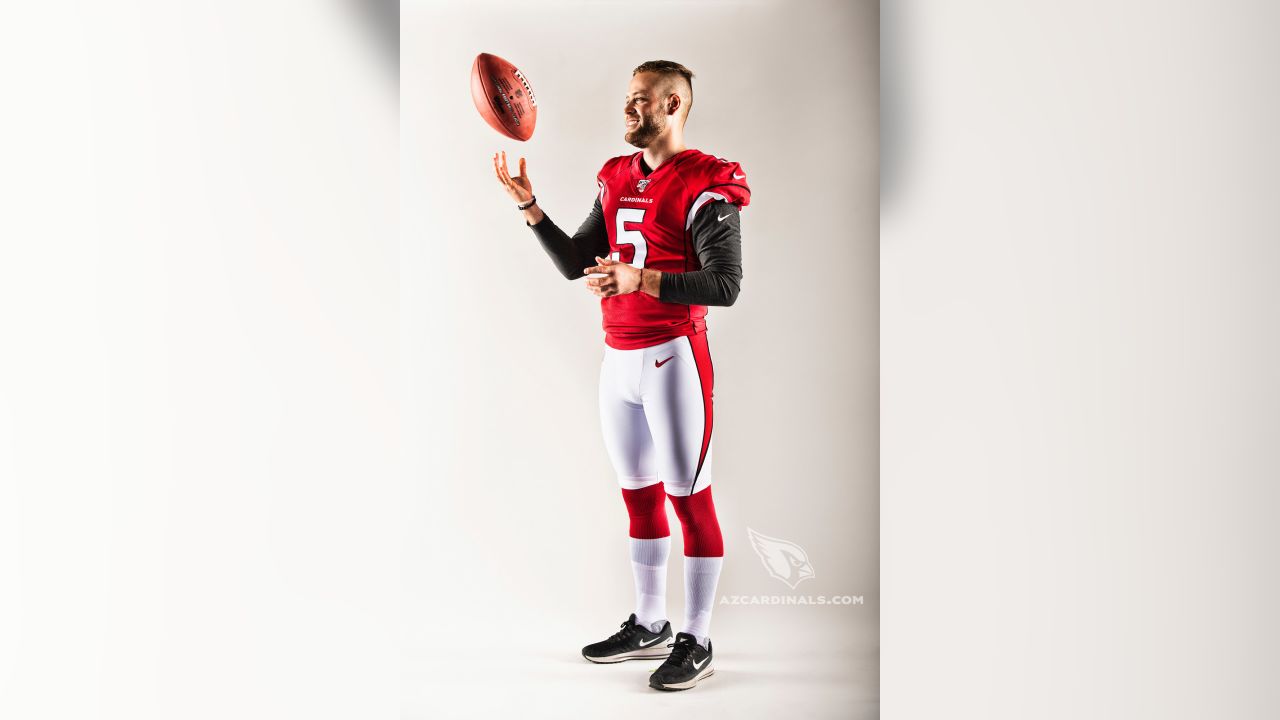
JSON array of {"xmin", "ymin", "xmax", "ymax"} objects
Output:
[{"xmin": 402, "ymin": 0, "xmax": 878, "ymax": 717}]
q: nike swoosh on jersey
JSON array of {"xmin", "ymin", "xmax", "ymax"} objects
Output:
[
  {"xmin": 655, "ymin": 356, "xmax": 675, "ymax": 368},
  {"xmin": 733, "ymin": 173, "xmax": 745, "ymax": 179},
  {"xmin": 639, "ymin": 635, "xmax": 666, "ymax": 647},
  {"xmin": 717, "ymin": 213, "xmax": 731, "ymax": 222}
]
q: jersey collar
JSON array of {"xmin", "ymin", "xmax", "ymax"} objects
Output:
[{"xmin": 632, "ymin": 148, "xmax": 697, "ymax": 179}]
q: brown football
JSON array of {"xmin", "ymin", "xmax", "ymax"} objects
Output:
[{"xmin": 470, "ymin": 53, "xmax": 537, "ymax": 142}]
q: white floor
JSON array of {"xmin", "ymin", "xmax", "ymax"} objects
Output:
[{"xmin": 402, "ymin": 609, "xmax": 878, "ymax": 719}]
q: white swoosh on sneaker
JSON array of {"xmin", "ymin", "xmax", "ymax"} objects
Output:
[
  {"xmin": 692, "ymin": 656, "xmax": 711, "ymax": 670},
  {"xmin": 639, "ymin": 636, "xmax": 666, "ymax": 647}
]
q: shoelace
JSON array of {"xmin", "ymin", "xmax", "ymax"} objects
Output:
[
  {"xmin": 606, "ymin": 620, "xmax": 638, "ymax": 643},
  {"xmin": 664, "ymin": 639, "xmax": 696, "ymax": 667}
]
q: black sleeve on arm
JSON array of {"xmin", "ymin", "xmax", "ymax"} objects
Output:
[
  {"xmin": 660, "ymin": 200, "xmax": 743, "ymax": 306},
  {"xmin": 528, "ymin": 198, "xmax": 610, "ymax": 281}
]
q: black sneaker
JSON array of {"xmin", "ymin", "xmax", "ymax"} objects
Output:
[
  {"xmin": 581, "ymin": 614, "xmax": 673, "ymax": 663},
  {"xmin": 648, "ymin": 632, "xmax": 714, "ymax": 691}
]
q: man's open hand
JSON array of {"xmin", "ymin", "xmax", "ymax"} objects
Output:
[
  {"xmin": 493, "ymin": 151, "xmax": 533, "ymax": 204},
  {"xmin": 493, "ymin": 150, "xmax": 544, "ymax": 223}
]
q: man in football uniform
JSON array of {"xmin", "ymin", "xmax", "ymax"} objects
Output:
[{"xmin": 492, "ymin": 60, "xmax": 749, "ymax": 692}]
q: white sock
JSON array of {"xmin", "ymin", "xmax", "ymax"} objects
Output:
[
  {"xmin": 682, "ymin": 556, "xmax": 724, "ymax": 648},
  {"xmin": 630, "ymin": 537, "xmax": 670, "ymax": 633}
]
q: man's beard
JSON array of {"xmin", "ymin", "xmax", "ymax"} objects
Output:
[{"xmin": 625, "ymin": 111, "xmax": 667, "ymax": 148}]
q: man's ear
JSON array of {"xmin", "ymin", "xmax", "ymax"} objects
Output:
[{"xmin": 668, "ymin": 95, "xmax": 680, "ymax": 116}]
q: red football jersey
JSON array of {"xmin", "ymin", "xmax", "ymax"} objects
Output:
[{"xmin": 596, "ymin": 149, "xmax": 751, "ymax": 350}]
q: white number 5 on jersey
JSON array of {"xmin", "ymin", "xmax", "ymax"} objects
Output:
[{"xmin": 612, "ymin": 208, "xmax": 648, "ymax": 268}]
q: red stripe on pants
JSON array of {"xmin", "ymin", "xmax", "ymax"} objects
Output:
[{"xmin": 687, "ymin": 332, "xmax": 714, "ymax": 495}]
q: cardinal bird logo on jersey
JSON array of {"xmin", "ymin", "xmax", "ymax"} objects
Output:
[
  {"xmin": 635, "ymin": 179, "xmax": 651, "ymax": 192},
  {"xmin": 747, "ymin": 528, "xmax": 816, "ymax": 589}
]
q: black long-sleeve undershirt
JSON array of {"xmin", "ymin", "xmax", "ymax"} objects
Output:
[
  {"xmin": 529, "ymin": 198, "xmax": 744, "ymax": 307},
  {"xmin": 662, "ymin": 201, "xmax": 743, "ymax": 306}
]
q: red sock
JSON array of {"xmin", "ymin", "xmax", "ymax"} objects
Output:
[
  {"xmin": 668, "ymin": 486, "xmax": 723, "ymax": 557},
  {"xmin": 621, "ymin": 484, "xmax": 670, "ymax": 539}
]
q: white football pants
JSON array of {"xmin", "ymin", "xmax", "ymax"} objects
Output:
[{"xmin": 598, "ymin": 333, "xmax": 715, "ymax": 497}]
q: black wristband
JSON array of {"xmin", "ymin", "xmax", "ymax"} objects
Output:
[{"xmin": 517, "ymin": 195, "xmax": 537, "ymax": 211}]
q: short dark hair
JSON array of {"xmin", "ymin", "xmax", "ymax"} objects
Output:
[{"xmin": 632, "ymin": 60, "xmax": 694, "ymax": 117}]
